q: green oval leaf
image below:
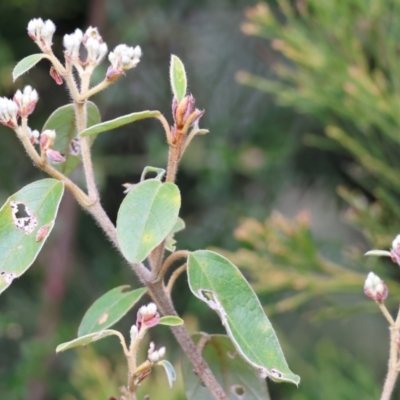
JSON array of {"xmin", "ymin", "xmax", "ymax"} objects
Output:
[
  {"xmin": 117, "ymin": 179, "xmax": 181, "ymax": 263},
  {"xmin": 13, "ymin": 54, "xmax": 47, "ymax": 81},
  {"xmin": 158, "ymin": 360, "xmax": 176, "ymax": 388},
  {"xmin": 80, "ymin": 110, "xmax": 160, "ymax": 137},
  {"xmin": 42, "ymin": 102, "xmax": 101, "ymax": 176},
  {"xmin": 0, "ymin": 179, "xmax": 64, "ymax": 294},
  {"xmin": 187, "ymin": 250, "xmax": 300, "ymax": 386},
  {"xmin": 78, "ymin": 286, "xmax": 147, "ymax": 337},
  {"xmin": 182, "ymin": 334, "xmax": 271, "ymax": 400},
  {"xmin": 158, "ymin": 316, "xmax": 184, "ymax": 326},
  {"xmin": 56, "ymin": 329, "xmax": 120, "ymax": 353},
  {"xmin": 170, "ymin": 55, "xmax": 187, "ymax": 102}
]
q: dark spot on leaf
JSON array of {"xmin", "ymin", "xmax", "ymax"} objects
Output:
[{"xmin": 231, "ymin": 384, "xmax": 245, "ymax": 399}]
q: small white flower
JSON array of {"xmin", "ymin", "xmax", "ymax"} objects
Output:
[
  {"xmin": 0, "ymin": 97, "xmax": 19, "ymax": 128},
  {"xmin": 108, "ymin": 44, "xmax": 142, "ymax": 71}
]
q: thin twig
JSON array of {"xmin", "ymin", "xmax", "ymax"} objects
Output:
[
  {"xmin": 379, "ymin": 303, "xmax": 396, "ymax": 326},
  {"xmin": 154, "ymin": 250, "xmax": 189, "ymax": 282},
  {"xmin": 166, "ymin": 263, "xmax": 187, "ymax": 296}
]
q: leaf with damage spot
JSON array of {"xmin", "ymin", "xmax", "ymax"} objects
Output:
[
  {"xmin": 182, "ymin": 334, "xmax": 271, "ymax": 400},
  {"xmin": 56, "ymin": 329, "xmax": 121, "ymax": 353},
  {"xmin": 0, "ymin": 179, "xmax": 64, "ymax": 294},
  {"xmin": 187, "ymin": 250, "xmax": 300, "ymax": 386},
  {"xmin": 165, "ymin": 217, "xmax": 185, "ymax": 252},
  {"xmin": 78, "ymin": 286, "xmax": 147, "ymax": 337},
  {"xmin": 116, "ymin": 179, "xmax": 181, "ymax": 263},
  {"xmin": 42, "ymin": 102, "xmax": 101, "ymax": 176}
]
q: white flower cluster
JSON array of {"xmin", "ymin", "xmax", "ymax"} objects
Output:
[
  {"xmin": 83, "ymin": 27, "xmax": 108, "ymax": 65},
  {"xmin": 63, "ymin": 26, "xmax": 107, "ymax": 65},
  {"xmin": 27, "ymin": 18, "xmax": 56, "ymax": 49},
  {"xmin": 139, "ymin": 302, "xmax": 157, "ymax": 317},
  {"xmin": 109, "ymin": 44, "xmax": 142, "ymax": 71},
  {"xmin": 0, "ymin": 97, "xmax": 19, "ymax": 128},
  {"xmin": 14, "ymin": 86, "xmax": 38, "ymax": 117}
]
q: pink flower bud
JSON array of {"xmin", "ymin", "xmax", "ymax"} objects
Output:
[
  {"xmin": 46, "ymin": 149, "xmax": 66, "ymax": 163},
  {"xmin": 364, "ymin": 272, "xmax": 388, "ymax": 303},
  {"xmin": 136, "ymin": 303, "xmax": 160, "ymax": 330},
  {"xmin": 391, "ymin": 235, "xmax": 400, "ymax": 266},
  {"xmin": 50, "ymin": 67, "xmax": 63, "ymax": 85}
]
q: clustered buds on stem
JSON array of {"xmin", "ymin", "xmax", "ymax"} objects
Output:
[
  {"xmin": 148, "ymin": 342, "xmax": 166, "ymax": 363},
  {"xmin": 0, "ymin": 86, "xmax": 38, "ymax": 129},
  {"xmin": 107, "ymin": 44, "xmax": 142, "ymax": 81},
  {"xmin": 364, "ymin": 272, "xmax": 388, "ymax": 303},
  {"xmin": 0, "ymin": 98, "xmax": 19, "ymax": 128},
  {"xmin": 27, "ymin": 18, "xmax": 56, "ymax": 51},
  {"xmin": 169, "ymin": 94, "xmax": 204, "ymax": 146},
  {"xmin": 13, "ymin": 86, "xmax": 39, "ymax": 118}
]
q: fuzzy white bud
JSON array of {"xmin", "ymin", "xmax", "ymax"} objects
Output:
[
  {"xmin": 0, "ymin": 97, "xmax": 19, "ymax": 128},
  {"xmin": 364, "ymin": 272, "xmax": 388, "ymax": 303},
  {"xmin": 63, "ymin": 29, "xmax": 83, "ymax": 58},
  {"xmin": 27, "ymin": 18, "xmax": 56, "ymax": 49}
]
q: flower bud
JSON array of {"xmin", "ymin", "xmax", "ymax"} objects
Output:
[
  {"xmin": 129, "ymin": 325, "xmax": 138, "ymax": 344},
  {"xmin": 46, "ymin": 148, "xmax": 66, "ymax": 163},
  {"xmin": 148, "ymin": 346, "xmax": 166, "ymax": 363},
  {"xmin": 136, "ymin": 302, "xmax": 160, "ymax": 330},
  {"xmin": 0, "ymin": 97, "xmax": 19, "ymax": 128},
  {"xmin": 27, "ymin": 18, "xmax": 56, "ymax": 50},
  {"xmin": 27, "ymin": 128, "xmax": 40, "ymax": 145},
  {"xmin": 13, "ymin": 86, "xmax": 38, "ymax": 117},
  {"xmin": 63, "ymin": 29, "xmax": 83, "ymax": 59},
  {"xmin": 391, "ymin": 235, "xmax": 400, "ymax": 266},
  {"xmin": 364, "ymin": 272, "xmax": 388, "ymax": 303},
  {"xmin": 40, "ymin": 129, "xmax": 56, "ymax": 151}
]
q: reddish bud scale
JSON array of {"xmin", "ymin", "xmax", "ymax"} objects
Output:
[
  {"xmin": 50, "ymin": 67, "xmax": 63, "ymax": 85},
  {"xmin": 46, "ymin": 149, "xmax": 66, "ymax": 163},
  {"xmin": 106, "ymin": 66, "xmax": 124, "ymax": 82},
  {"xmin": 136, "ymin": 311, "xmax": 160, "ymax": 331}
]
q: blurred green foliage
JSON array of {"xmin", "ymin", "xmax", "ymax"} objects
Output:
[{"xmin": 1, "ymin": 0, "xmax": 399, "ymax": 399}]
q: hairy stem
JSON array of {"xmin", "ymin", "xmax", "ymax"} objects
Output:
[
  {"xmin": 146, "ymin": 280, "xmax": 228, "ymax": 400},
  {"xmin": 381, "ymin": 306, "xmax": 400, "ymax": 400}
]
